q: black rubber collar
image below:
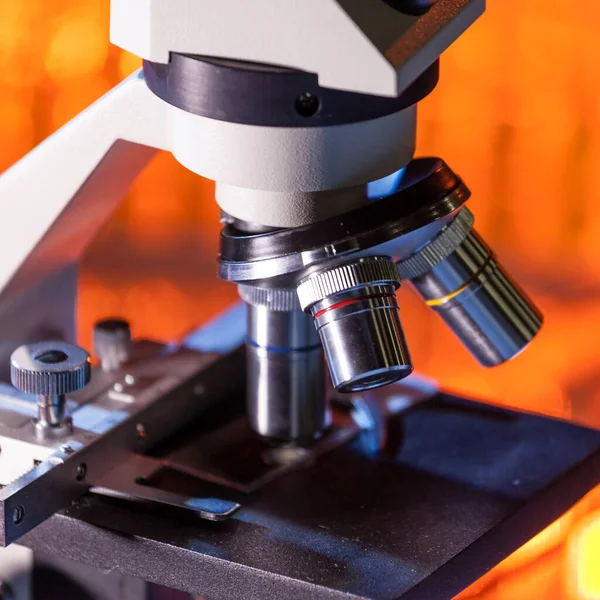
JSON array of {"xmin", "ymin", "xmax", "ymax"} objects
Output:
[{"xmin": 143, "ymin": 55, "xmax": 439, "ymax": 128}]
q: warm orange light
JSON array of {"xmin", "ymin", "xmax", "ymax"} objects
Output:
[
  {"xmin": 568, "ymin": 512, "xmax": 600, "ymax": 600},
  {"xmin": 118, "ymin": 51, "xmax": 142, "ymax": 79},
  {"xmin": 51, "ymin": 77, "xmax": 112, "ymax": 129},
  {"xmin": 455, "ymin": 514, "xmax": 574, "ymax": 600},
  {"xmin": 3, "ymin": 2, "xmax": 600, "ymax": 599},
  {"xmin": 45, "ymin": 17, "xmax": 108, "ymax": 81},
  {"xmin": 504, "ymin": 513, "xmax": 574, "ymax": 572},
  {"xmin": 0, "ymin": 94, "xmax": 35, "ymax": 169}
]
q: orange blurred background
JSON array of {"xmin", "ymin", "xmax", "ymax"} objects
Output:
[{"xmin": 1, "ymin": 1, "xmax": 600, "ymax": 598}]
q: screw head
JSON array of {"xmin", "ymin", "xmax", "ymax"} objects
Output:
[
  {"xmin": 10, "ymin": 342, "xmax": 91, "ymax": 396},
  {"xmin": 295, "ymin": 93, "xmax": 320, "ymax": 117},
  {"xmin": 75, "ymin": 463, "xmax": 87, "ymax": 482},
  {"xmin": 12, "ymin": 506, "xmax": 24, "ymax": 525}
]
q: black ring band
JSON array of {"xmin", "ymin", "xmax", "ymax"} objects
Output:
[
  {"xmin": 219, "ymin": 158, "xmax": 467, "ymax": 263},
  {"xmin": 143, "ymin": 55, "xmax": 439, "ymax": 128},
  {"xmin": 382, "ymin": 0, "xmax": 438, "ymax": 15}
]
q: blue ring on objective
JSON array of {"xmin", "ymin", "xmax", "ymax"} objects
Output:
[{"xmin": 246, "ymin": 337, "xmax": 322, "ymax": 354}]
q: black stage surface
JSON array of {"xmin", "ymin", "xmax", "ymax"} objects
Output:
[{"xmin": 21, "ymin": 393, "xmax": 600, "ymax": 600}]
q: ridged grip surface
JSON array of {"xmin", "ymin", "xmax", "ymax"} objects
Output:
[
  {"xmin": 10, "ymin": 341, "xmax": 91, "ymax": 396},
  {"xmin": 297, "ymin": 257, "xmax": 400, "ymax": 310},
  {"xmin": 93, "ymin": 318, "xmax": 132, "ymax": 367},
  {"xmin": 238, "ymin": 285, "xmax": 301, "ymax": 312},
  {"xmin": 397, "ymin": 207, "xmax": 474, "ymax": 280}
]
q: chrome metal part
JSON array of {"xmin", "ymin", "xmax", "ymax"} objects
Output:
[
  {"xmin": 396, "ymin": 206, "xmax": 474, "ymax": 280},
  {"xmin": 238, "ymin": 285, "xmax": 300, "ymax": 312},
  {"xmin": 408, "ymin": 229, "xmax": 543, "ymax": 366},
  {"xmin": 10, "ymin": 342, "xmax": 91, "ymax": 438},
  {"xmin": 244, "ymin": 288, "xmax": 327, "ymax": 442},
  {"xmin": 89, "ymin": 454, "xmax": 240, "ymax": 522},
  {"xmin": 297, "ymin": 256, "xmax": 403, "ymax": 310},
  {"xmin": 218, "ymin": 158, "xmax": 470, "ymax": 284},
  {"xmin": 93, "ymin": 318, "xmax": 132, "ymax": 372},
  {"xmin": 33, "ymin": 396, "xmax": 72, "ymax": 440},
  {"xmin": 298, "ymin": 257, "xmax": 412, "ymax": 393},
  {"xmin": 0, "ymin": 346, "xmax": 245, "ymax": 545},
  {"xmin": 10, "ymin": 342, "xmax": 91, "ymax": 397}
]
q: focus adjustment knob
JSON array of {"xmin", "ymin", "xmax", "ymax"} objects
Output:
[
  {"xmin": 93, "ymin": 318, "xmax": 132, "ymax": 371},
  {"xmin": 10, "ymin": 341, "xmax": 91, "ymax": 397}
]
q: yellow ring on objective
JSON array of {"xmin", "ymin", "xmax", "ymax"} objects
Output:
[
  {"xmin": 424, "ymin": 256, "xmax": 494, "ymax": 307},
  {"xmin": 425, "ymin": 281, "xmax": 472, "ymax": 307}
]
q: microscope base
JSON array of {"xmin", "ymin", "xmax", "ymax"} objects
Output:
[{"xmin": 19, "ymin": 383, "xmax": 600, "ymax": 600}]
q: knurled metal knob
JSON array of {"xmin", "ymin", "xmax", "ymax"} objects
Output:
[
  {"xmin": 396, "ymin": 207, "xmax": 474, "ymax": 280},
  {"xmin": 238, "ymin": 284, "xmax": 301, "ymax": 312},
  {"xmin": 93, "ymin": 318, "xmax": 132, "ymax": 371},
  {"xmin": 10, "ymin": 341, "xmax": 91, "ymax": 396},
  {"xmin": 297, "ymin": 256, "xmax": 401, "ymax": 311}
]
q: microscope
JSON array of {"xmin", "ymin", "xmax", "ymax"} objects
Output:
[{"xmin": 0, "ymin": 1, "xmax": 598, "ymax": 599}]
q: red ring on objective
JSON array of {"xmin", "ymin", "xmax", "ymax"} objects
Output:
[{"xmin": 313, "ymin": 292, "xmax": 395, "ymax": 320}]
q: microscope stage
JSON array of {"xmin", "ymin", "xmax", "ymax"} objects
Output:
[{"xmin": 19, "ymin": 388, "xmax": 600, "ymax": 600}]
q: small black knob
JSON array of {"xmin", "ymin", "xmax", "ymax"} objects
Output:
[
  {"xmin": 383, "ymin": 0, "xmax": 438, "ymax": 16},
  {"xmin": 93, "ymin": 318, "xmax": 132, "ymax": 371}
]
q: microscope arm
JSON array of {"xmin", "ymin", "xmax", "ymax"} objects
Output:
[{"xmin": 0, "ymin": 72, "xmax": 169, "ymax": 356}]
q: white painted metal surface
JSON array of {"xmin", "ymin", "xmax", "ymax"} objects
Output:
[
  {"xmin": 110, "ymin": 0, "xmax": 485, "ymax": 97},
  {"xmin": 0, "ymin": 69, "xmax": 416, "ymax": 309},
  {"xmin": 0, "ymin": 73, "xmax": 166, "ymax": 373},
  {"xmin": 217, "ymin": 185, "xmax": 368, "ymax": 228},
  {"xmin": 0, "ymin": 72, "xmax": 167, "ymax": 302},
  {"xmin": 174, "ymin": 104, "xmax": 417, "ymax": 193},
  {"xmin": 0, "ymin": 0, "xmax": 484, "ymax": 368}
]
